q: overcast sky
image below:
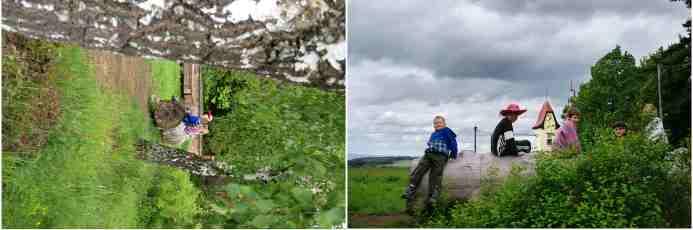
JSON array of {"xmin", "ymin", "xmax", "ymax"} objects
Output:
[{"xmin": 347, "ymin": 0, "xmax": 690, "ymax": 159}]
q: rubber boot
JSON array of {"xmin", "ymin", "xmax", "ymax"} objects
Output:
[{"xmin": 401, "ymin": 184, "xmax": 416, "ymax": 200}]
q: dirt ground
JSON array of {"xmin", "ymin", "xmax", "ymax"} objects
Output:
[
  {"xmin": 349, "ymin": 213, "xmax": 415, "ymax": 228},
  {"xmin": 87, "ymin": 50, "xmax": 152, "ymax": 114}
]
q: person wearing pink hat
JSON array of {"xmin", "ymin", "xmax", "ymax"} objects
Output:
[{"xmin": 491, "ymin": 103, "xmax": 532, "ymax": 157}]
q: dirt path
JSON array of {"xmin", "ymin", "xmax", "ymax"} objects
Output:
[
  {"xmin": 87, "ymin": 50, "xmax": 152, "ymax": 114},
  {"xmin": 349, "ymin": 213, "xmax": 415, "ymax": 228}
]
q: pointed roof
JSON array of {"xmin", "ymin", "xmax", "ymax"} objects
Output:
[{"xmin": 532, "ymin": 101, "xmax": 560, "ymax": 129}]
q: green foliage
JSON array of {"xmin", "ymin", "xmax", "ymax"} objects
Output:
[
  {"xmin": 576, "ymin": 40, "xmax": 691, "ymax": 148},
  {"xmin": 139, "ymin": 167, "xmax": 201, "ymax": 228},
  {"xmin": 148, "ymin": 59, "xmax": 181, "ymax": 100},
  {"xmin": 203, "ymin": 67, "xmax": 251, "ymax": 115},
  {"xmin": 348, "ymin": 167, "xmax": 409, "ymax": 214},
  {"xmin": 199, "ymin": 66, "xmax": 345, "ymax": 227},
  {"xmin": 636, "ymin": 40, "xmax": 691, "ymax": 146},
  {"xmin": 576, "ymin": 46, "xmax": 646, "ymax": 135},
  {"xmin": 429, "ymin": 133, "xmax": 690, "ymax": 228},
  {"xmin": 198, "ymin": 181, "xmax": 344, "ymax": 228}
]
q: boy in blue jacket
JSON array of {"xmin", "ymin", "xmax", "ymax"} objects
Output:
[{"xmin": 402, "ymin": 115, "xmax": 458, "ymax": 213}]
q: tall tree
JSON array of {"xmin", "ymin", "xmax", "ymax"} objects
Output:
[{"xmin": 576, "ymin": 46, "xmax": 643, "ymax": 130}]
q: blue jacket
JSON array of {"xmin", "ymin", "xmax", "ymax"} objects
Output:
[
  {"xmin": 427, "ymin": 127, "xmax": 459, "ymax": 159},
  {"xmin": 183, "ymin": 113, "xmax": 201, "ymax": 126}
]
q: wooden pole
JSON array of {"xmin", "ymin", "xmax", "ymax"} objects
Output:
[
  {"xmin": 473, "ymin": 125, "xmax": 477, "ymax": 153},
  {"xmin": 657, "ymin": 64, "xmax": 664, "ymax": 120}
]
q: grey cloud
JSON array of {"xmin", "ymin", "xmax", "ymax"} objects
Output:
[
  {"xmin": 349, "ymin": 0, "xmax": 688, "ymax": 89},
  {"xmin": 473, "ymin": 0, "xmax": 687, "ymax": 20}
]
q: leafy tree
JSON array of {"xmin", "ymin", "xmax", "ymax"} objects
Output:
[
  {"xmin": 575, "ymin": 46, "xmax": 646, "ymax": 148},
  {"xmin": 637, "ymin": 40, "xmax": 691, "ymax": 147}
]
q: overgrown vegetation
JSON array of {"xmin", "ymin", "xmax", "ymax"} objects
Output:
[
  {"xmin": 198, "ymin": 67, "xmax": 346, "ymax": 228},
  {"xmin": 2, "ymin": 36, "xmax": 201, "ymax": 228},
  {"xmin": 426, "ymin": 133, "xmax": 690, "ymax": 228},
  {"xmin": 2, "ymin": 34, "xmax": 61, "ymax": 154}
]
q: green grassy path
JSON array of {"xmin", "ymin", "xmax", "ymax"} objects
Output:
[{"xmin": 3, "ymin": 45, "xmax": 198, "ymax": 228}]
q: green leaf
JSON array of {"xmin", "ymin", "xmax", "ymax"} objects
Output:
[
  {"xmin": 225, "ymin": 183, "xmax": 241, "ymax": 199},
  {"xmin": 291, "ymin": 187, "xmax": 313, "ymax": 205},
  {"xmin": 255, "ymin": 199, "xmax": 275, "ymax": 213},
  {"xmin": 249, "ymin": 214, "xmax": 274, "ymax": 228},
  {"xmin": 317, "ymin": 207, "xmax": 344, "ymax": 227}
]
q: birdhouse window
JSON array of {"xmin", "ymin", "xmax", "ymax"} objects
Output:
[{"xmin": 547, "ymin": 138, "xmax": 553, "ymax": 145}]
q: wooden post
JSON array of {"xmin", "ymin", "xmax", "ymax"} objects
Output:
[
  {"xmin": 473, "ymin": 125, "xmax": 477, "ymax": 153},
  {"xmin": 657, "ymin": 64, "xmax": 664, "ymax": 120},
  {"xmin": 183, "ymin": 63, "xmax": 202, "ymax": 155}
]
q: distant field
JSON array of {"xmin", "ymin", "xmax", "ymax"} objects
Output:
[
  {"xmin": 349, "ymin": 167, "xmax": 409, "ymax": 214},
  {"xmin": 386, "ymin": 159, "xmax": 413, "ymax": 167},
  {"xmin": 349, "ymin": 166, "xmax": 416, "ymax": 228}
]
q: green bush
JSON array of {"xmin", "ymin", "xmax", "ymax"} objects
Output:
[
  {"xmin": 139, "ymin": 167, "xmax": 201, "ymax": 228},
  {"xmin": 199, "ymin": 66, "xmax": 345, "ymax": 228},
  {"xmin": 429, "ymin": 132, "xmax": 690, "ymax": 228}
]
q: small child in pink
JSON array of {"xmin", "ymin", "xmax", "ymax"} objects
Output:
[{"xmin": 553, "ymin": 108, "xmax": 581, "ymax": 153}]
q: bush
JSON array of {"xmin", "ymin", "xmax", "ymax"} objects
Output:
[
  {"xmin": 429, "ymin": 132, "xmax": 690, "ymax": 228},
  {"xmin": 139, "ymin": 167, "xmax": 201, "ymax": 228},
  {"xmin": 198, "ymin": 66, "xmax": 345, "ymax": 228}
]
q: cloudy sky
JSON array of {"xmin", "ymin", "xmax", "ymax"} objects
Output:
[{"xmin": 347, "ymin": 0, "xmax": 690, "ymax": 159}]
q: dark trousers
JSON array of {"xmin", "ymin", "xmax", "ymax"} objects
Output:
[{"xmin": 408, "ymin": 152, "xmax": 448, "ymax": 206}]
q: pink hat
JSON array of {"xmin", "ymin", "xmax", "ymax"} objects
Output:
[
  {"xmin": 205, "ymin": 111, "xmax": 213, "ymax": 121},
  {"xmin": 500, "ymin": 103, "xmax": 527, "ymax": 116}
]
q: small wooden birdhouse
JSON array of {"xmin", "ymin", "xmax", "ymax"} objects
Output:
[{"xmin": 532, "ymin": 101, "xmax": 560, "ymax": 152}]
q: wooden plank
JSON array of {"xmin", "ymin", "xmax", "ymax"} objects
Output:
[{"xmin": 183, "ymin": 63, "xmax": 202, "ymax": 155}]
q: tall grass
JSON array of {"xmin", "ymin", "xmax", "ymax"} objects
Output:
[
  {"xmin": 2, "ymin": 45, "xmax": 199, "ymax": 228},
  {"xmin": 1, "ymin": 39, "xmax": 59, "ymax": 153}
]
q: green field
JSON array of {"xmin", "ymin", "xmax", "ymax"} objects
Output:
[
  {"xmin": 348, "ymin": 166, "xmax": 408, "ymax": 214},
  {"xmin": 348, "ymin": 166, "xmax": 413, "ymax": 227}
]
